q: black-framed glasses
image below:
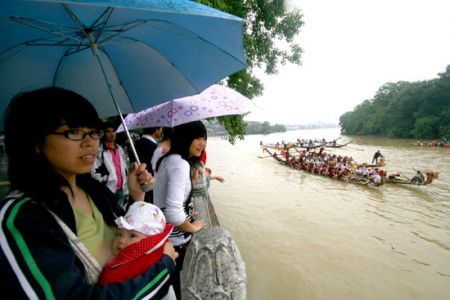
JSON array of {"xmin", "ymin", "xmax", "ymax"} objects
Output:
[{"xmin": 50, "ymin": 129, "xmax": 104, "ymax": 141}]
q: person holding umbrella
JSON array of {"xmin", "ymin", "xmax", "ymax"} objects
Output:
[
  {"xmin": 0, "ymin": 87, "xmax": 177, "ymax": 299},
  {"xmin": 153, "ymin": 121, "xmax": 208, "ymax": 298}
]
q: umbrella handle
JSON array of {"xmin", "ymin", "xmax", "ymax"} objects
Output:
[
  {"xmin": 89, "ymin": 35, "xmax": 154, "ymax": 192},
  {"xmin": 89, "ymin": 40, "xmax": 141, "ymax": 165},
  {"xmin": 117, "ymin": 112, "xmax": 140, "ymax": 165}
]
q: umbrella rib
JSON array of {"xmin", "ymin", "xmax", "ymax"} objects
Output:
[
  {"xmin": 95, "ymin": 19, "xmax": 245, "ymax": 67},
  {"xmin": 91, "ymin": 7, "xmax": 113, "ymax": 30},
  {"xmin": 62, "ymin": 4, "xmax": 87, "ymax": 34},
  {"xmin": 138, "ymin": 19, "xmax": 246, "ymax": 66},
  {"xmin": 0, "ymin": 38, "xmax": 81, "ymax": 62},
  {"xmin": 52, "ymin": 48, "xmax": 70, "ymax": 87},
  {"xmin": 95, "ymin": 20, "xmax": 148, "ymax": 45},
  {"xmin": 0, "ymin": 42, "xmax": 29, "ymax": 63},
  {"xmin": 91, "ymin": 8, "xmax": 115, "ymax": 44},
  {"xmin": 9, "ymin": 16, "xmax": 83, "ymax": 44}
]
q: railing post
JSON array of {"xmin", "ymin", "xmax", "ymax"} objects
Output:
[{"xmin": 181, "ymin": 165, "xmax": 247, "ymax": 299}]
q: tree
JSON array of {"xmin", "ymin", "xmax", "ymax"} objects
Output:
[
  {"xmin": 199, "ymin": 0, "xmax": 304, "ymax": 143},
  {"xmin": 411, "ymin": 116, "xmax": 439, "ymax": 139},
  {"xmin": 339, "ymin": 65, "xmax": 450, "ymax": 140}
]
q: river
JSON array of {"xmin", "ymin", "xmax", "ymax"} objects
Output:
[{"xmin": 205, "ymin": 128, "xmax": 450, "ymax": 300}]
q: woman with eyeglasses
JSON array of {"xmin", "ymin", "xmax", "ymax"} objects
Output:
[{"xmin": 0, "ymin": 87, "xmax": 177, "ymax": 299}]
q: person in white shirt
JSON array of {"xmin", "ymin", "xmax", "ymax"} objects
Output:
[{"xmin": 153, "ymin": 121, "xmax": 207, "ymax": 299}]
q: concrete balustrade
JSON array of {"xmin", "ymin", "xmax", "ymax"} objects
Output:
[{"xmin": 181, "ymin": 190, "xmax": 247, "ymax": 299}]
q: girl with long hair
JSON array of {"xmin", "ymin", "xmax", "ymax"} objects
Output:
[{"xmin": 153, "ymin": 121, "xmax": 208, "ymax": 298}]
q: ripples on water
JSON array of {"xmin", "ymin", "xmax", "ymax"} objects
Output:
[{"xmin": 206, "ymin": 129, "xmax": 450, "ymax": 300}]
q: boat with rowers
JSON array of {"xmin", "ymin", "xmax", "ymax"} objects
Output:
[
  {"xmin": 260, "ymin": 138, "xmax": 354, "ymax": 151},
  {"xmin": 260, "ymin": 147, "xmax": 438, "ymax": 187}
]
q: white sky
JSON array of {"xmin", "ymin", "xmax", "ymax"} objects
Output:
[{"xmin": 245, "ymin": 0, "xmax": 450, "ymax": 125}]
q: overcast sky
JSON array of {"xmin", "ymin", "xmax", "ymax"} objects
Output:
[{"xmin": 245, "ymin": 0, "xmax": 450, "ymax": 125}]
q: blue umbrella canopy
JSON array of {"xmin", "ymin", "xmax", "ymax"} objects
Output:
[{"xmin": 0, "ymin": 0, "xmax": 246, "ymax": 119}]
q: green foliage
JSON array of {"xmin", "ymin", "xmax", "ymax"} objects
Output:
[
  {"xmin": 215, "ymin": 114, "xmax": 247, "ymax": 144},
  {"xmin": 411, "ymin": 116, "xmax": 440, "ymax": 139},
  {"xmin": 198, "ymin": 0, "xmax": 304, "ymax": 142},
  {"xmin": 245, "ymin": 121, "xmax": 287, "ymax": 134},
  {"xmin": 340, "ymin": 66, "xmax": 450, "ymax": 140}
]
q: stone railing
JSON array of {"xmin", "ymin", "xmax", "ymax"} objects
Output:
[{"xmin": 181, "ymin": 189, "xmax": 247, "ymax": 299}]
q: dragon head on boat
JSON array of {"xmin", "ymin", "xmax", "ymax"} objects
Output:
[{"xmin": 425, "ymin": 170, "xmax": 439, "ymax": 184}]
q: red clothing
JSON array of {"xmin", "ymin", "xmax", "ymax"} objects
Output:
[
  {"xmin": 200, "ymin": 150, "xmax": 207, "ymax": 164},
  {"xmin": 99, "ymin": 224, "xmax": 174, "ymax": 285}
]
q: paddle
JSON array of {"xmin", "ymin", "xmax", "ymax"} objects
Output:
[{"xmin": 346, "ymin": 145, "xmax": 365, "ymax": 151}]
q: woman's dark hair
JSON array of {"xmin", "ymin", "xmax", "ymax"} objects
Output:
[
  {"xmin": 156, "ymin": 121, "xmax": 206, "ymax": 172},
  {"xmin": 171, "ymin": 121, "xmax": 207, "ymax": 160},
  {"xmin": 4, "ymin": 87, "xmax": 100, "ymax": 197},
  {"xmin": 161, "ymin": 127, "xmax": 174, "ymax": 142}
]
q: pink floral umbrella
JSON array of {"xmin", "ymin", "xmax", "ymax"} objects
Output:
[{"xmin": 117, "ymin": 84, "xmax": 255, "ymax": 131}]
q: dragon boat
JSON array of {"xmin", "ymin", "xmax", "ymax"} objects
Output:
[
  {"xmin": 261, "ymin": 147, "xmax": 438, "ymax": 187},
  {"xmin": 260, "ymin": 139, "xmax": 354, "ymax": 151},
  {"xmin": 261, "ymin": 147, "xmax": 383, "ymax": 187},
  {"xmin": 294, "ymin": 138, "xmax": 354, "ymax": 149}
]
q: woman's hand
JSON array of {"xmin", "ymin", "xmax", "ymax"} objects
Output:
[
  {"xmin": 177, "ymin": 218, "xmax": 207, "ymax": 234},
  {"xmin": 191, "ymin": 219, "xmax": 207, "ymax": 233},
  {"xmin": 163, "ymin": 242, "xmax": 179, "ymax": 263},
  {"xmin": 128, "ymin": 162, "xmax": 154, "ymax": 201}
]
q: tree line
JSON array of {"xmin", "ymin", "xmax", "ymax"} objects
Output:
[
  {"xmin": 204, "ymin": 120, "xmax": 286, "ymax": 136},
  {"xmin": 245, "ymin": 121, "xmax": 286, "ymax": 135},
  {"xmin": 339, "ymin": 65, "xmax": 450, "ymax": 140}
]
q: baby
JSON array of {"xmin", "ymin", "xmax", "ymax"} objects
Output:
[
  {"xmin": 99, "ymin": 202, "xmax": 177, "ymax": 298},
  {"xmin": 205, "ymin": 167, "xmax": 225, "ymax": 189}
]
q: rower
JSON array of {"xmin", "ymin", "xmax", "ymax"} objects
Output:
[
  {"xmin": 372, "ymin": 150, "xmax": 384, "ymax": 164},
  {"xmin": 410, "ymin": 170, "xmax": 425, "ymax": 185}
]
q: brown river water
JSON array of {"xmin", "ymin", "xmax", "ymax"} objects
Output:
[{"xmin": 205, "ymin": 128, "xmax": 449, "ymax": 300}]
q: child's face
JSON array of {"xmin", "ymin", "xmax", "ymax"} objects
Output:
[{"xmin": 112, "ymin": 228, "xmax": 147, "ymax": 256}]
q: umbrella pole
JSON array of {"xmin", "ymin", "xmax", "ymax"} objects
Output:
[{"xmin": 88, "ymin": 36, "xmax": 141, "ymax": 165}]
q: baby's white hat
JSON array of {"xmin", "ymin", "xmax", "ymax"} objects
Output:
[{"xmin": 115, "ymin": 202, "xmax": 166, "ymax": 236}]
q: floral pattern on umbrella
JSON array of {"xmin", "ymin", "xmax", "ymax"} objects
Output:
[{"xmin": 118, "ymin": 84, "xmax": 256, "ymax": 130}]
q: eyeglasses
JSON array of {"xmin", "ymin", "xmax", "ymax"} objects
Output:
[{"xmin": 50, "ymin": 129, "xmax": 104, "ymax": 141}]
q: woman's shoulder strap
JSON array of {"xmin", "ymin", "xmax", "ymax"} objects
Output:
[{"xmin": 155, "ymin": 152, "xmax": 171, "ymax": 173}]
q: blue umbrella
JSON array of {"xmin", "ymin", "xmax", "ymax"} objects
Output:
[{"xmin": 0, "ymin": 0, "xmax": 246, "ymax": 161}]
